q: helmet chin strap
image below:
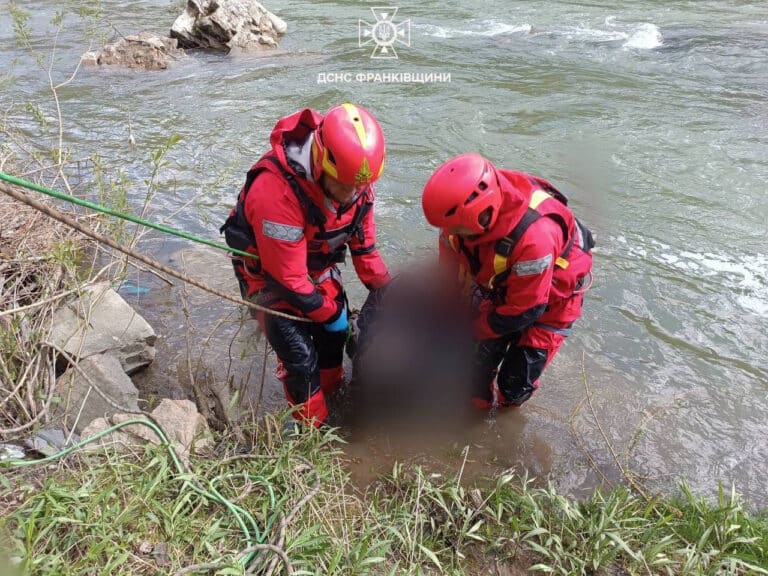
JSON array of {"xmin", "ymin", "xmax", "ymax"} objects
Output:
[
  {"xmin": 335, "ymin": 188, "xmax": 364, "ymax": 216},
  {"xmin": 317, "ymin": 172, "xmax": 336, "ymax": 201},
  {"xmin": 318, "ymin": 172, "xmax": 362, "ymax": 215}
]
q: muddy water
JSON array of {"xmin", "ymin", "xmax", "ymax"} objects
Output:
[{"xmin": 2, "ymin": 0, "xmax": 767, "ymax": 505}]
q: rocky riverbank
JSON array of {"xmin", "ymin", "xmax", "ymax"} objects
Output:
[{"xmin": 0, "ymin": 191, "xmax": 212, "ymax": 462}]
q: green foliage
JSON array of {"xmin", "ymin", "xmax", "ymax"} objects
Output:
[
  {"xmin": 149, "ymin": 133, "xmax": 182, "ymax": 173},
  {"xmin": 65, "ymin": 0, "xmax": 106, "ymax": 43},
  {"xmin": 8, "ymin": 2, "xmax": 31, "ymax": 48},
  {"xmin": 24, "ymin": 103, "xmax": 48, "ymax": 131},
  {"xmin": 0, "ymin": 59, "xmax": 16, "ymax": 90},
  {"xmin": 668, "ymin": 482, "xmax": 768, "ymax": 575},
  {"xmin": 92, "ymin": 154, "xmax": 131, "ymax": 244},
  {"xmin": 2, "ymin": 418, "xmax": 768, "ymax": 575},
  {"xmin": 48, "ymin": 239, "xmax": 81, "ymax": 271},
  {"xmin": 139, "ymin": 133, "xmax": 183, "ymax": 220},
  {"xmin": 51, "ymin": 10, "xmax": 65, "ymax": 28},
  {"xmin": 67, "ymin": 1, "xmax": 104, "ymax": 22},
  {"xmin": 0, "ymin": 316, "xmax": 21, "ymax": 380}
]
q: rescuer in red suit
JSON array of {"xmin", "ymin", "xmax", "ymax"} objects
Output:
[
  {"xmin": 221, "ymin": 103, "xmax": 390, "ymax": 427},
  {"xmin": 421, "ymin": 153, "xmax": 594, "ymax": 410}
]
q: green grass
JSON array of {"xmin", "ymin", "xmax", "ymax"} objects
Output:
[{"xmin": 2, "ymin": 415, "xmax": 767, "ymax": 576}]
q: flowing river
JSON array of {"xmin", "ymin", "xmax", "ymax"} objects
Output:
[{"xmin": 1, "ymin": 0, "xmax": 767, "ymax": 506}]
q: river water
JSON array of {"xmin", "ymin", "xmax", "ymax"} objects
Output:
[{"xmin": 1, "ymin": 1, "xmax": 767, "ymax": 506}]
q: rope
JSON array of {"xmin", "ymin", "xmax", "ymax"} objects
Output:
[
  {"xmin": 0, "ymin": 180, "xmax": 311, "ymax": 322},
  {"xmin": 0, "ymin": 171, "xmax": 257, "ymax": 261},
  {"xmin": 0, "ymin": 175, "xmax": 326, "ymax": 570},
  {"xmin": 1, "ymin": 417, "xmax": 276, "ymax": 568}
]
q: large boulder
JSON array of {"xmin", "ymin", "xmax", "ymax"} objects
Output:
[
  {"xmin": 171, "ymin": 0, "xmax": 287, "ymax": 53},
  {"xmin": 82, "ymin": 32, "xmax": 185, "ymax": 70},
  {"xmin": 50, "ymin": 281, "xmax": 156, "ymax": 374}
]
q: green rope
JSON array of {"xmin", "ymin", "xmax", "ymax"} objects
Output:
[
  {"xmin": 2, "ymin": 418, "xmax": 275, "ymax": 567},
  {"xmin": 0, "ymin": 171, "xmax": 257, "ymax": 261}
]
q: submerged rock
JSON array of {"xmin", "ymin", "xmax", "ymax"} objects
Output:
[
  {"xmin": 170, "ymin": 0, "xmax": 287, "ymax": 53},
  {"xmin": 82, "ymin": 32, "xmax": 185, "ymax": 70}
]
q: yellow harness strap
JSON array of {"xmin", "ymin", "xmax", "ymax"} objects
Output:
[{"xmin": 489, "ymin": 190, "xmax": 569, "ymax": 288}]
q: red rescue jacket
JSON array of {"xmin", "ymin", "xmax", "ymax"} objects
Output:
[
  {"xmin": 439, "ymin": 170, "xmax": 594, "ymax": 341},
  {"xmin": 221, "ymin": 109, "xmax": 390, "ymax": 322}
]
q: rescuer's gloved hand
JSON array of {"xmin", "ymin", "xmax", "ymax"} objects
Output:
[{"xmin": 323, "ymin": 306, "xmax": 348, "ymax": 333}]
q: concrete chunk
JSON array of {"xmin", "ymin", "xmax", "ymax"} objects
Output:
[
  {"xmin": 50, "ymin": 282, "xmax": 156, "ymax": 374},
  {"xmin": 57, "ymin": 353, "xmax": 140, "ymax": 434}
]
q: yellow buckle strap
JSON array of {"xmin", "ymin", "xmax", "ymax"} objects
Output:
[
  {"xmin": 529, "ymin": 189, "xmax": 550, "ymax": 209},
  {"xmin": 492, "ymin": 252, "xmax": 508, "ymax": 276}
]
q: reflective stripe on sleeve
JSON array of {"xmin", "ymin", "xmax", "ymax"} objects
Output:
[
  {"xmin": 512, "ymin": 254, "xmax": 552, "ymax": 276},
  {"xmin": 262, "ymin": 220, "xmax": 304, "ymax": 242}
]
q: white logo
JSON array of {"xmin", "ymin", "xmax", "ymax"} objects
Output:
[{"xmin": 359, "ymin": 7, "xmax": 411, "ymax": 59}]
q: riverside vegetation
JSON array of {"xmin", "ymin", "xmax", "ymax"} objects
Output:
[{"xmin": 1, "ymin": 4, "xmax": 767, "ymax": 575}]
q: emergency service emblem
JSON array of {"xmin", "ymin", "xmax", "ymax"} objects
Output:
[
  {"xmin": 359, "ymin": 7, "xmax": 411, "ymax": 59},
  {"xmin": 355, "ymin": 158, "xmax": 373, "ymax": 184}
]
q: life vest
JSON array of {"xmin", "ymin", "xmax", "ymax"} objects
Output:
[
  {"xmin": 220, "ymin": 152, "xmax": 373, "ymax": 276},
  {"xmin": 449, "ymin": 173, "xmax": 595, "ymax": 304}
]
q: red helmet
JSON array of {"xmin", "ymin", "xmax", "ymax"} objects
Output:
[
  {"xmin": 311, "ymin": 103, "xmax": 385, "ymax": 186},
  {"xmin": 421, "ymin": 153, "xmax": 502, "ymax": 234}
]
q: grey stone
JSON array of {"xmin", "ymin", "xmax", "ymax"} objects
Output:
[
  {"xmin": 23, "ymin": 428, "xmax": 77, "ymax": 457},
  {"xmin": 171, "ymin": 0, "xmax": 286, "ymax": 53},
  {"xmin": 82, "ymin": 32, "xmax": 186, "ymax": 70},
  {"xmin": 79, "ymin": 399, "xmax": 212, "ymax": 458},
  {"xmin": 114, "ymin": 399, "xmax": 212, "ymax": 456},
  {"xmin": 57, "ymin": 353, "xmax": 140, "ymax": 434},
  {"xmin": 50, "ymin": 282, "xmax": 156, "ymax": 375},
  {"xmin": 0, "ymin": 444, "xmax": 25, "ymax": 461},
  {"xmin": 80, "ymin": 417, "xmax": 139, "ymax": 451}
]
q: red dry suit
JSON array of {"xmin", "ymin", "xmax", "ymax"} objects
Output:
[
  {"xmin": 439, "ymin": 170, "xmax": 594, "ymax": 408},
  {"xmin": 221, "ymin": 108, "xmax": 390, "ymax": 425}
]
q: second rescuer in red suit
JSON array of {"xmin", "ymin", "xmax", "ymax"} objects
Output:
[
  {"xmin": 421, "ymin": 153, "xmax": 594, "ymax": 410},
  {"xmin": 221, "ymin": 103, "xmax": 391, "ymax": 427}
]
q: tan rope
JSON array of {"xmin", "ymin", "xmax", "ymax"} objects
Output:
[{"xmin": 0, "ymin": 181, "xmax": 311, "ymax": 322}]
